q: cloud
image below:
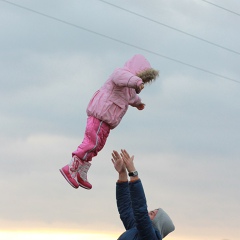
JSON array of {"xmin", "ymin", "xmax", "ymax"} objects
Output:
[{"xmin": 0, "ymin": 1, "xmax": 239, "ymax": 239}]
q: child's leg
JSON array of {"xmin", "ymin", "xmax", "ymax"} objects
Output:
[
  {"xmin": 72, "ymin": 116, "xmax": 110, "ymax": 161},
  {"xmin": 60, "ymin": 116, "xmax": 110, "ymax": 190}
]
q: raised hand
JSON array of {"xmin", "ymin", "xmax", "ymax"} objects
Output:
[
  {"xmin": 120, "ymin": 149, "xmax": 136, "ymax": 173},
  {"xmin": 111, "ymin": 150, "xmax": 126, "ymax": 174}
]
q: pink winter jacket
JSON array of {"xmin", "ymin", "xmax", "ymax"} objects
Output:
[{"xmin": 86, "ymin": 54, "xmax": 152, "ymax": 129}]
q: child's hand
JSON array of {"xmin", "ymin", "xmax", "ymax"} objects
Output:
[{"xmin": 136, "ymin": 103, "xmax": 145, "ymax": 110}]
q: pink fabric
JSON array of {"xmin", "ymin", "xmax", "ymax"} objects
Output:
[
  {"xmin": 86, "ymin": 54, "xmax": 152, "ymax": 129},
  {"xmin": 122, "ymin": 54, "xmax": 151, "ymax": 74},
  {"xmin": 72, "ymin": 116, "xmax": 110, "ymax": 162}
]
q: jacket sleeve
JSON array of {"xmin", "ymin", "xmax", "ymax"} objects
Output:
[
  {"xmin": 112, "ymin": 69, "xmax": 143, "ymax": 89},
  {"xmin": 129, "ymin": 179, "xmax": 159, "ymax": 240},
  {"xmin": 116, "ymin": 181, "xmax": 136, "ymax": 230},
  {"xmin": 128, "ymin": 89, "xmax": 142, "ymax": 107}
]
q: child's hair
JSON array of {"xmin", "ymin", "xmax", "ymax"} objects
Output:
[{"xmin": 136, "ymin": 68, "xmax": 159, "ymax": 84}]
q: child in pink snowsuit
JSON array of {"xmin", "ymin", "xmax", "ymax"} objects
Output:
[{"xmin": 60, "ymin": 54, "xmax": 159, "ymax": 190}]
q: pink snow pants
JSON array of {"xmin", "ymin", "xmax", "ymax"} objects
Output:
[{"xmin": 72, "ymin": 116, "xmax": 110, "ymax": 162}]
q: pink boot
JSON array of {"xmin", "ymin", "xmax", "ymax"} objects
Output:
[
  {"xmin": 77, "ymin": 161, "xmax": 92, "ymax": 190},
  {"xmin": 59, "ymin": 156, "xmax": 83, "ymax": 189}
]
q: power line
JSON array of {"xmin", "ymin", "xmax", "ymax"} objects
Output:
[
  {"xmin": 98, "ymin": 0, "xmax": 240, "ymax": 56},
  {"xmin": 200, "ymin": 0, "xmax": 240, "ymax": 17},
  {"xmin": 1, "ymin": 0, "xmax": 239, "ymax": 84}
]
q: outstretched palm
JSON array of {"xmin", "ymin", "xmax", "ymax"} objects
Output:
[{"xmin": 111, "ymin": 150, "xmax": 126, "ymax": 173}]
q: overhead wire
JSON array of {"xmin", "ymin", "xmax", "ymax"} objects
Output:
[
  {"xmin": 98, "ymin": 0, "xmax": 240, "ymax": 56},
  {"xmin": 0, "ymin": 0, "xmax": 239, "ymax": 84},
  {"xmin": 200, "ymin": 0, "xmax": 240, "ymax": 17}
]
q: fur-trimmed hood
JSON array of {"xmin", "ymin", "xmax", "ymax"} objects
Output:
[
  {"xmin": 137, "ymin": 68, "xmax": 159, "ymax": 84},
  {"xmin": 123, "ymin": 54, "xmax": 159, "ymax": 84}
]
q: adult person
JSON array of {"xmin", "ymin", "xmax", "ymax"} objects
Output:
[{"xmin": 111, "ymin": 149, "xmax": 175, "ymax": 240}]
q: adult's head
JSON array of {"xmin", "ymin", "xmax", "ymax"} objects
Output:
[{"xmin": 150, "ymin": 208, "xmax": 175, "ymax": 238}]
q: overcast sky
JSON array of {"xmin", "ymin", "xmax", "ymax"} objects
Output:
[{"xmin": 0, "ymin": 0, "xmax": 239, "ymax": 240}]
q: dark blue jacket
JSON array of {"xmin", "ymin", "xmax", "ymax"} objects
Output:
[{"xmin": 117, "ymin": 179, "xmax": 162, "ymax": 240}]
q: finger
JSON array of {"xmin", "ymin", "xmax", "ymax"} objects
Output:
[
  {"xmin": 114, "ymin": 151, "xmax": 121, "ymax": 159},
  {"xmin": 122, "ymin": 149, "xmax": 130, "ymax": 158},
  {"xmin": 120, "ymin": 149, "xmax": 126, "ymax": 156},
  {"xmin": 112, "ymin": 150, "xmax": 120, "ymax": 159},
  {"xmin": 120, "ymin": 153, "xmax": 125, "ymax": 161},
  {"xmin": 120, "ymin": 152, "xmax": 127, "ymax": 160},
  {"xmin": 111, "ymin": 153, "xmax": 117, "ymax": 160}
]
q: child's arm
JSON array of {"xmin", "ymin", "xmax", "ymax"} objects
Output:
[
  {"xmin": 112, "ymin": 70, "xmax": 143, "ymax": 90},
  {"xmin": 112, "ymin": 69, "xmax": 145, "ymax": 109}
]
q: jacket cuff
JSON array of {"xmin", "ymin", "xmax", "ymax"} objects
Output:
[
  {"xmin": 130, "ymin": 177, "xmax": 140, "ymax": 183},
  {"xmin": 117, "ymin": 180, "xmax": 128, "ymax": 183},
  {"xmin": 129, "ymin": 178, "xmax": 141, "ymax": 185}
]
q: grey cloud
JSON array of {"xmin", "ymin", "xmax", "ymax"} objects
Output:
[{"xmin": 0, "ymin": 1, "xmax": 239, "ymax": 239}]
